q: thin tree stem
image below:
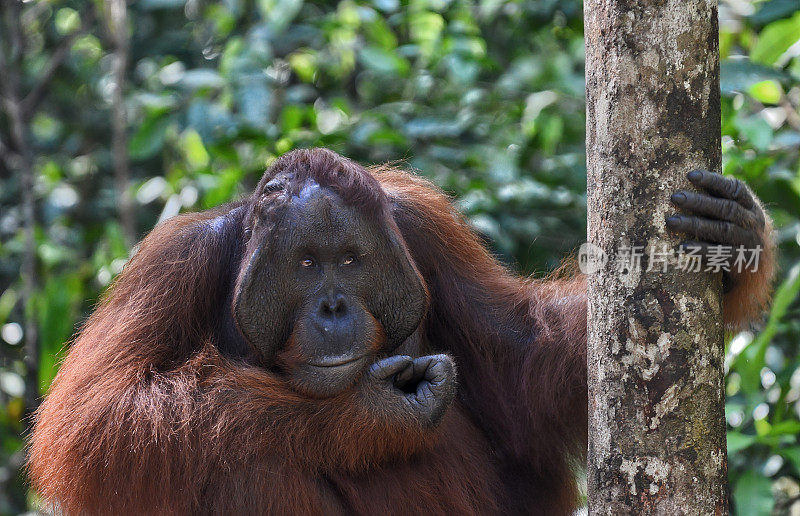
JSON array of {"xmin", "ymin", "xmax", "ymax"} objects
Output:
[
  {"xmin": 107, "ymin": 0, "xmax": 135, "ymax": 245},
  {"xmin": 2, "ymin": 0, "xmax": 40, "ymax": 417}
]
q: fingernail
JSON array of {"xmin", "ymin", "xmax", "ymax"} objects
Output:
[
  {"xmin": 671, "ymin": 192, "xmax": 687, "ymax": 204},
  {"xmin": 687, "ymin": 170, "xmax": 702, "ymax": 181},
  {"xmin": 666, "ymin": 215, "xmax": 681, "ymax": 226}
]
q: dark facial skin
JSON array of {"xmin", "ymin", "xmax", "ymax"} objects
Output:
[
  {"xmin": 233, "ymin": 180, "xmax": 454, "ymax": 426},
  {"xmin": 667, "ymin": 170, "xmax": 768, "ymax": 289},
  {"xmin": 230, "ymin": 169, "xmax": 759, "ymax": 429}
]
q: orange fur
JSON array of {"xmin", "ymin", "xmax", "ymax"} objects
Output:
[
  {"xmin": 28, "ymin": 149, "xmax": 773, "ymax": 515},
  {"xmin": 723, "ymin": 197, "xmax": 776, "ymax": 330}
]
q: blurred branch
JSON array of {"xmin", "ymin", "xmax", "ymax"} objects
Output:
[
  {"xmin": 783, "ymin": 98, "xmax": 800, "ymax": 131},
  {"xmin": 21, "ymin": 11, "xmax": 95, "ymax": 117},
  {"xmin": 0, "ymin": 134, "xmax": 19, "ymax": 174},
  {"xmin": 0, "ymin": 2, "xmax": 95, "ymax": 122},
  {"xmin": 0, "ymin": 1, "xmax": 99, "ymax": 415},
  {"xmin": 106, "ymin": 0, "xmax": 135, "ymax": 245},
  {"xmin": 0, "ymin": 0, "xmax": 39, "ymax": 417}
]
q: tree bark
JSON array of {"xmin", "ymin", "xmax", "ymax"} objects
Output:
[{"xmin": 585, "ymin": 0, "xmax": 728, "ymax": 514}]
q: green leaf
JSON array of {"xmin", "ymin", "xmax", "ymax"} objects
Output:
[
  {"xmin": 104, "ymin": 222, "xmax": 130, "ymax": 260},
  {"xmin": 780, "ymin": 446, "xmax": 800, "ymax": 475},
  {"xmin": 202, "ymin": 168, "xmax": 246, "ymax": 209},
  {"xmin": 364, "ymin": 17, "xmax": 397, "ymax": 50},
  {"xmin": 36, "ymin": 274, "xmax": 83, "ymax": 392},
  {"xmin": 721, "ymin": 60, "xmax": 791, "ymax": 94},
  {"xmin": 206, "ymin": 4, "xmax": 235, "ymax": 37},
  {"xmin": 734, "ymin": 115, "xmax": 774, "ymax": 152},
  {"xmin": 768, "ymin": 420, "xmax": 800, "ymax": 436},
  {"xmin": 181, "ymin": 130, "xmax": 210, "ymax": 170},
  {"xmin": 257, "ymin": 0, "xmax": 304, "ymax": 33},
  {"xmin": 410, "ymin": 11, "xmax": 445, "ymax": 46},
  {"xmin": 735, "ymin": 262, "xmax": 800, "ymax": 392},
  {"xmin": 129, "ymin": 116, "xmax": 171, "ymax": 160},
  {"xmin": 750, "ymin": 0, "xmax": 800, "ymax": 27},
  {"xmin": 281, "ymin": 105, "xmax": 305, "ymax": 131},
  {"xmin": 54, "ymin": 8, "xmax": 80, "ymax": 35},
  {"xmin": 71, "ymin": 34, "xmax": 103, "ymax": 62},
  {"xmin": 755, "ymin": 418, "xmax": 772, "ymax": 437},
  {"xmin": 373, "ymin": 0, "xmax": 398, "ymax": 12},
  {"xmin": 358, "ymin": 47, "xmax": 410, "ymax": 76},
  {"xmin": 728, "ymin": 432, "xmax": 756, "ymax": 454},
  {"xmin": 405, "ymin": 117, "xmax": 464, "ymax": 138},
  {"xmin": 179, "ymin": 69, "xmax": 225, "ymax": 90},
  {"xmin": 733, "ymin": 471, "xmax": 774, "ymax": 516},
  {"xmin": 748, "ymin": 80, "xmax": 783, "ymax": 104},
  {"xmin": 750, "ymin": 12, "xmax": 800, "ymax": 65},
  {"xmin": 0, "ymin": 289, "xmax": 17, "ymax": 325},
  {"xmin": 237, "ymin": 75, "xmax": 273, "ymax": 128},
  {"xmin": 138, "ymin": 0, "xmax": 185, "ymax": 10},
  {"xmin": 289, "ymin": 51, "xmax": 317, "ymax": 82}
]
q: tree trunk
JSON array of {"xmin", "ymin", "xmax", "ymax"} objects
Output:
[{"xmin": 585, "ymin": 0, "xmax": 728, "ymax": 514}]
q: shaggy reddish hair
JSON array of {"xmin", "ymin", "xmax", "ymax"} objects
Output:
[{"xmin": 28, "ymin": 149, "xmax": 773, "ymax": 515}]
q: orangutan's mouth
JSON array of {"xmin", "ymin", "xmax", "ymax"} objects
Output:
[
  {"xmin": 307, "ymin": 354, "xmax": 367, "ymax": 368},
  {"xmin": 306, "ymin": 354, "xmax": 369, "ymax": 375}
]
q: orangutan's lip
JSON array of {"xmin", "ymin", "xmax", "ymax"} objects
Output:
[{"xmin": 306, "ymin": 354, "xmax": 367, "ymax": 368}]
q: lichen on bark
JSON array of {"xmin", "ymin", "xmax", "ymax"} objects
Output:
[{"xmin": 585, "ymin": 0, "xmax": 728, "ymax": 514}]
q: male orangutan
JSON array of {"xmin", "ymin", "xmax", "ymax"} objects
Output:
[{"xmin": 29, "ymin": 148, "xmax": 774, "ymax": 514}]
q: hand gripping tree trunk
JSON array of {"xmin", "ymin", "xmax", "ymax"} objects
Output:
[{"xmin": 585, "ymin": 0, "xmax": 728, "ymax": 514}]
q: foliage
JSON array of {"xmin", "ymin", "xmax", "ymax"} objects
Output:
[{"xmin": 0, "ymin": 0, "xmax": 798, "ymax": 513}]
